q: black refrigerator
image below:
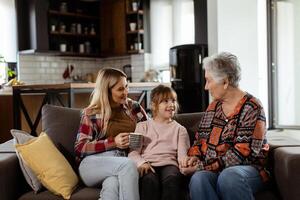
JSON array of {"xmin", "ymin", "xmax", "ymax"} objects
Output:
[{"xmin": 170, "ymin": 44, "xmax": 208, "ymax": 113}]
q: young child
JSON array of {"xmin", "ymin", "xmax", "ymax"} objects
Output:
[{"xmin": 128, "ymin": 85, "xmax": 190, "ymax": 200}]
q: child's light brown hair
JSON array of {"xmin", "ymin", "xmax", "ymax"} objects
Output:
[{"xmin": 150, "ymin": 85, "xmax": 179, "ymax": 117}]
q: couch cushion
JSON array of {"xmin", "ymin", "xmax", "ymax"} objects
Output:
[
  {"xmin": 11, "ymin": 129, "xmax": 42, "ymax": 193},
  {"xmin": 42, "ymin": 105, "xmax": 81, "ymax": 169},
  {"xmin": 15, "ymin": 132, "xmax": 78, "ymax": 199},
  {"xmin": 19, "ymin": 186, "xmax": 100, "ymax": 200}
]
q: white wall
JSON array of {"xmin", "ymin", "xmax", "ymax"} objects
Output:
[
  {"xmin": 0, "ymin": 0, "xmax": 17, "ymax": 62},
  {"xmin": 207, "ymin": 0, "xmax": 269, "ymax": 124}
]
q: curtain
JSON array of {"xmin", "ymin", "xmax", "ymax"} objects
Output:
[{"xmin": 150, "ymin": 0, "xmax": 194, "ymax": 70}]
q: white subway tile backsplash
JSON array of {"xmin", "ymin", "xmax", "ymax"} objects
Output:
[{"xmin": 18, "ymin": 54, "xmax": 146, "ymax": 84}]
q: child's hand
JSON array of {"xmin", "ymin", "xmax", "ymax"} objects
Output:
[
  {"xmin": 179, "ymin": 156, "xmax": 199, "ymax": 168},
  {"xmin": 138, "ymin": 162, "xmax": 155, "ymax": 176},
  {"xmin": 180, "ymin": 165, "xmax": 198, "ymax": 176},
  {"xmin": 114, "ymin": 132, "xmax": 129, "ymax": 149}
]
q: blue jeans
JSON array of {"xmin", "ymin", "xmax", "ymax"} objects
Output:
[
  {"xmin": 189, "ymin": 165, "xmax": 265, "ymax": 200},
  {"xmin": 79, "ymin": 150, "xmax": 139, "ymax": 200}
]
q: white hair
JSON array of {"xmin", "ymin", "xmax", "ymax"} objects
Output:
[{"xmin": 203, "ymin": 52, "xmax": 241, "ymax": 87}]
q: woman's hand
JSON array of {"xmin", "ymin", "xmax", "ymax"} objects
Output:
[
  {"xmin": 114, "ymin": 132, "xmax": 129, "ymax": 149},
  {"xmin": 138, "ymin": 162, "xmax": 155, "ymax": 177},
  {"xmin": 179, "ymin": 156, "xmax": 200, "ymax": 176},
  {"xmin": 180, "ymin": 164, "xmax": 198, "ymax": 176},
  {"xmin": 179, "ymin": 156, "xmax": 199, "ymax": 168}
]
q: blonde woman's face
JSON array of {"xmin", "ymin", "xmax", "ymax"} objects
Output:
[{"xmin": 110, "ymin": 77, "xmax": 128, "ymax": 105}]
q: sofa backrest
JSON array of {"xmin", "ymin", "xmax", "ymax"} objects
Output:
[
  {"xmin": 174, "ymin": 112, "xmax": 204, "ymax": 145},
  {"xmin": 41, "ymin": 104, "xmax": 204, "ymax": 167}
]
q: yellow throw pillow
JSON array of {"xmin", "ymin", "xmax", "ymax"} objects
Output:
[{"xmin": 15, "ymin": 132, "xmax": 78, "ymax": 199}]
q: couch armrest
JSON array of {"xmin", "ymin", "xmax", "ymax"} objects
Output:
[
  {"xmin": 274, "ymin": 147, "xmax": 300, "ymax": 200},
  {"xmin": 0, "ymin": 153, "xmax": 27, "ymax": 200}
]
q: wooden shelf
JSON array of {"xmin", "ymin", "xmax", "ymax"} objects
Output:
[
  {"xmin": 126, "ymin": 10, "xmax": 144, "ymax": 15},
  {"xmin": 50, "ymin": 31, "xmax": 98, "ymax": 38},
  {"xmin": 53, "ymin": 51, "xmax": 101, "ymax": 57},
  {"xmin": 127, "ymin": 29, "xmax": 144, "ymax": 34},
  {"xmin": 127, "ymin": 49, "xmax": 144, "ymax": 54},
  {"xmin": 48, "ymin": 10, "xmax": 99, "ymax": 20}
]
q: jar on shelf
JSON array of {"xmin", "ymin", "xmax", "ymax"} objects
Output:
[
  {"xmin": 60, "ymin": 2, "xmax": 68, "ymax": 12},
  {"xmin": 77, "ymin": 24, "xmax": 82, "ymax": 34},
  {"xmin": 70, "ymin": 24, "xmax": 76, "ymax": 34},
  {"xmin": 90, "ymin": 24, "xmax": 96, "ymax": 35},
  {"xmin": 59, "ymin": 22, "xmax": 66, "ymax": 33}
]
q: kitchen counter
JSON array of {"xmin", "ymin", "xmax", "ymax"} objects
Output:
[
  {"xmin": 9, "ymin": 82, "xmax": 169, "ymax": 136},
  {"xmin": 1, "ymin": 82, "xmax": 169, "ymax": 95}
]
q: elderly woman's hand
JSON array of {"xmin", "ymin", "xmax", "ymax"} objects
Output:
[
  {"xmin": 179, "ymin": 156, "xmax": 199, "ymax": 168},
  {"xmin": 114, "ymin": 132, "xmax": 129, "ymax": 149},
  {"xmin": 138, "ymin": 162, "xmax": 155, "ymax": 177},
  {"xmin": 180, "ymin": 164, "xmax": 198, "ymax": 176}
]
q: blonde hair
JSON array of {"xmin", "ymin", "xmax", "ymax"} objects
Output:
[
  {"xmin": 150, "ymin": 85, "xmax": 179, "ymax": 118},
  {"xmin": 88, "ymin": 68, "xmax": 127, "ymax": 129}
]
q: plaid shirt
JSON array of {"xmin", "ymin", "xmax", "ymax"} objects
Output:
[
  {"xmin": 75, "ymin": 99, "xmax": 148, "ymax": 162},
  {"xmin": 188, "ymin": 94, "xmax": 269, "ymax": 181}
]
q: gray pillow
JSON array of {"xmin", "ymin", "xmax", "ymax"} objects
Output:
[{"xmin": 10, "ymin": 129, "xmax": 42, "ymax": 193}]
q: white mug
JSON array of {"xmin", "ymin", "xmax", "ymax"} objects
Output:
[
  {"xmin": 129, "ymin": 23, "xmax": 137, "ymax": 31},
  {"xmin": 134, "ymin": 42, "xmax": 142, "ymax": 50},
  {"xmin": 132, "ymin": 2, "xmax": 138, "ymax": 11},
  {"xmin": 60, "ymin": 44, "xmax": 67, "ymax": 52},
  {"xmin": 79, "ymin": 44, "xmax": 85, "ymax": 53}
]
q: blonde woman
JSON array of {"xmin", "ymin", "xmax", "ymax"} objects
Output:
[{"xmin": 75, "ymin": 68, "xmax": 148, "ymax": 200}]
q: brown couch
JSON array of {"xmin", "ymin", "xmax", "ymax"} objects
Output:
[{"xmin": 0, "ymin": 104, "xmax": 300, "ymax": 200}]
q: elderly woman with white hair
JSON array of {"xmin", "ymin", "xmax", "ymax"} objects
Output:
[{"xmin": 179, "ymin": 52, "xmax": 269, "ymax": 200}]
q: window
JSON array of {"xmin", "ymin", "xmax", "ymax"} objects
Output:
[
  {"xmin": 0, "ymin": 0, "xmax": 17, "ymax": 83},
  {"xmin": 270, "ymin": 0, "xmax": 300, "ymax": 128},
  {"xmin": 150, "ymin": 0, "xmax": 195, "ymax": 70}
]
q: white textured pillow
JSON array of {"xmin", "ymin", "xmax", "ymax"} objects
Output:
[{"xmin": 10, "ymin": 129, "xmax": 42, "ymax": 193}]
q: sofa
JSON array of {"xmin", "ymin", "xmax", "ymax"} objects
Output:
[{"xmin": 0, "ymin": 104, "xmax": 300, "ymax": 200}]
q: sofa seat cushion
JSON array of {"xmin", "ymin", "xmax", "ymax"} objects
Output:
[{"xmin": 19, "ymin": 187, "xmax": 100, "ymax": 200}]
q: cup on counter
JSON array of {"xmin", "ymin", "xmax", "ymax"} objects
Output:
[
  {"xmin": 129, "ymin": 132, "xmax": 143, "ymax": 149},
  {"xmin": 60, "ymin": 44, "xmax": 67, "ymax": 52},
  {"xmin": 129, "ymin": 22, "xmax": 137, "ymax": 31}
]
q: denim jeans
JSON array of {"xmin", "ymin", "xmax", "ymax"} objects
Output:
[
  {"xmin": 79, "ymin": 150, "xmax": 139, "ymax": 200},
  {"xmin": 189, "ymin": 165, "xmax": 265, "ymax": 200}
]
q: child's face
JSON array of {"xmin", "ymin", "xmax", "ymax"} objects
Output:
[{"xmin": 156, "ymin": 98, "xmax": 176, "ymax": 120}]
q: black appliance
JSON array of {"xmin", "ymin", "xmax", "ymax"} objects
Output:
[{"xmin": 170, "ymin": 44, "xmax": 208, "ymax": 113}]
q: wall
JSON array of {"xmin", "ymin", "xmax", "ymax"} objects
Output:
[
  {"xmin": 17, "ymin": 54, "xmax": 149, "ymax": 84},
  {"xmin": 207, "ymin": 0, "xmax": 269, "ymax": 124},
  {"xmin": 0, "ymin": 0, "xmax": 17, "ymax": 62}
]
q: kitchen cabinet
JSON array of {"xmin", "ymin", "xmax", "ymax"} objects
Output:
[
  {"xmin": 100, "ymin": 0, "xmax": 127, "ymax": 56},
  {"xmin": 16, "ymin": 0, "xmax": 149, "ymax": 57},
  {"xmin": 48, "ymin": 0, "xmax": 101, "ymax": 56}
]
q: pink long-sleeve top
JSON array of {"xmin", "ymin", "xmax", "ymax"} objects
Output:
[{"xmin": 128, "ymin": 119, "xmax": 190, "ymax": 167}]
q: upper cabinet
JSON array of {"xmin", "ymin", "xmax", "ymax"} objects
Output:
[
  {"xmin": 47, "ymin": 0, "xmax": 101, "ymax": 56},
  {"xmin": 16, "ymin": 0, "xmax": 149, "ymax": 57},
  {"xmin": 100, "ymin": 0, "xmax": 127, "ymax": 56}
]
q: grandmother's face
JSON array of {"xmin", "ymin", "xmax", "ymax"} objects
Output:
[
  {"xmin": 110, "ymin": 77, "xmax": 129, "ymax": 105},
  {"xmin": 204, "ymin": 71, "xmax": 226, "ymax": 100}
]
